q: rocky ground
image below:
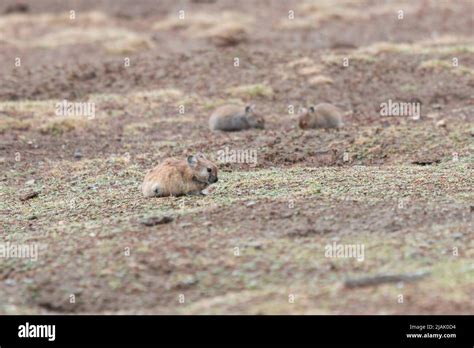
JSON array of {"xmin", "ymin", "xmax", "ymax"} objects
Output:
[{"xmin": 0, "ymin": 0, "xmax": 473, "ymax": 314}]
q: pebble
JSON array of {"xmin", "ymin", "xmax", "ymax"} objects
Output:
[
  {"xmin": 140, "ymin": 216, "xmax": 173, "ymax": 227},
  {"xmin": 5, "ymin": 279, "xmax": 16, "ymax": 286},
  {"xmin": 451, "ymin": 232, "xmax": 463, "ymax": 240},
  {"xmin": 19, "ymin": 191, "xmax": 39, "ymax": 201},
  {"xmin": 74, "ymin": 149, "xmax": 83, "ymax": 159}
]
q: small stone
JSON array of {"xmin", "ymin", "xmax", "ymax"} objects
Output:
[
  {"xmin": 25, "ymin": 179, "xmax": 35, "ymax": 186},
  {"xmin": 140, "ymin": 216, "xmax": 173, "ymax": 227},
  {"xmin": 245, "ymin": 201, "xmax": 257, "ymax": 207},
  {"xmin": 4, "ymin": 3, "xmax": 29, "ymax": 14},
  {"xmin": 74, "ymin": 149, "xmax": 83, "ymax": 159},
  {"xmin": 19, "ymin": 191, "xmax": 39, "ymax": 201},
  {"xmin": 412, "ymin": 156, "xmax": 441, "ymax": 166},
  {"xmin": 180, "ymin": 276, "xmax": 198, "ymax": 287},
  {"xmin": 246, "ymin": 241, "xmax": 263, "ymax": 249},
  {"xmin": 5, "ymin": 279, "xmax": 16, "ymax": 286},
  {"xmin": 436, "ymin": 119, "xmax": 446, "ymax": 127}
]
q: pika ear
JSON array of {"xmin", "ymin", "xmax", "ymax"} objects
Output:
[
  {"xmin": 187, "ymin": 155, "xmax": 198, "ymax": 167},
  {"xmin": 308, "ymin": 106, "xmax": 315, "ymax": 112},
  {"xmin": 245, "ymin": 104, "xmax": 255, "ymax": 114}
]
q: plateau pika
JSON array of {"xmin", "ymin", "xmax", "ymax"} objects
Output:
[
  {"xmin": 298, "ymin": 103, "xmax": 343, "ymax": 129},
  {"xmin": 209, "ymin": 104, "xmax": 265, "ymax": 131},
  {"xmin": 142, "ymin": 154, "xmax": 218, "ymax": 198}
]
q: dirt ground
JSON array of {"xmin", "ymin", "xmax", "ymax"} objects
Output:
[{"xmin": 0, "ymin": 0, "xmax": 473, "ymax": 314}]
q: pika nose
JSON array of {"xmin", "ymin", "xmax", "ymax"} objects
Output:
[{"xmin": 211, "ymin": 176, "xmax": 218, "ymax": 183}]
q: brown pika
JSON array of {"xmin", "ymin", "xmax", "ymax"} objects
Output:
[
  {"xmin": 209, "ymin": 104, "xmax": 265, "ymax": 131},
  {"xmin": 298, "ymin": 103, "xmax": 343, "ymax": 129},
  {"xmin": 141, "ymin": 154, "xmax": 218, "ymax": 198}
]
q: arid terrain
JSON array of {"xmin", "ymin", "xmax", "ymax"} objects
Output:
[{"xmin": 0, "ymin": 0, "xmax": 473, "ymax": 314}]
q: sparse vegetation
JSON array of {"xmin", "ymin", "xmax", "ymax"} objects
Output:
[
  {"xmin": 39, "ymin": 117, "xmax": 89, "ymax": 135},
  {"xmin": 1, "ymin": 0, "xmax": 473, "ymax": 316},
  {"xmin": 226, "ymin": 84, "xmax": 274, "ymax": 99},
  {"xmin": 418, "ymin": 59, "xmax": 474, "ymax": 75},
  {"xmin": 308, "ymin": 75, "xmax": 334, "ymax": 86},
  {"xmin": 0, "ymin": 115, "xmax": 31, "ymax": 133},
  {"xmin": 153, "ymin": 11, "xmax": 253, "ymax": 45}
]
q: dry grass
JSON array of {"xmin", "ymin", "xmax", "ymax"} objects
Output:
[
  {"xmin": 202, "ymin": 98, "xmax": 245, "ymax": 110},
  {"xmin": 0, "ymin": 11, "xmax": 153, "ymax": 54},
  {"xmin": 0, "ymin": 100, "xmax": 57, "ymax": 131},
  {"xmin": 0, "ymin": 11, "xmax": 109, "ymax": 30},
  {"xmin": 102, "ymin": 33, "xmax": 154, "ymax": 54},
  {"xmin": 0, "ymin": 100, "xmax": 56, "ymax": 114},
  {"xmin": 0, "ymin": 115, "xmax": 31, "ymax": 133},
  {"xmin": 28, "ymin": 28, "xmax": 153, "ymax": 53},
  {"xmin": 279, "ymin": 0, "xmax": 419, "ymax": 29},
  {"xmin": 129, "ymin": 89, "xmax": 184, "ymax": 102},
  {"xmin": 283, "ymin": 58, "xmax": 328, "ymax": 82},
  {"xmin": 88, "ymin": 89, "xmax": 184, "ymax": 106},
  {"xmin": 226, "ymin": 84, "xmax": 274, "ymax": 99},
  {"xmin": 322, "ymin": 53, "xmax": 376, "ymax": 66},
  {"xmin": 153, "ymin": 11, "xmax": 253, "ymax": 44},
  {"xmin": 308, "ymin": 75, "xmax": 334, "ymax": 86},
  {"xmin": 287, "ymin": 57, "xmax": 315, "ymax": 69},
  {"xmin": 0, "ymin": 90, "xmax": 185, "ymax": 135},
  {"xmin": 39, "ymin": 117, "xmax": 90, "ymax": 135},
  {"xmin": 278, "ymin": 0, "xmax": 462, "ymax": 31},
  {"xmin": 359, "ymin": 36, "xmax": 474, "ymax": 55},
  {"xmin": 418, "ymin": 60, "xmax": 474, "ymax": 75},
  {"xmin": 297, "ymin": 65, "xmax": 324, "ymax": 76}
]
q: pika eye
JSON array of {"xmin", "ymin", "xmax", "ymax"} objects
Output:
[{"xmin": 207, "ymin": 168, "xmax": 212, "ymax": 173}]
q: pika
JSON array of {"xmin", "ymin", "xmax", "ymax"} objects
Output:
[
  {"xmin": 298, "ymin": 103, "xmax": 343, "ymax": 129},
  {"xmin": 141, "ymin": 154, "xmax": 218, "ymax": 198},
  {"xmin": 209, "ymin": 104, "xmax": 265, "ymax": 131}
]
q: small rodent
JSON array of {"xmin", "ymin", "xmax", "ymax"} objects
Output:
[
  {"xmin": 141, "ymin": 154, "xmax": 218, "ymax": 198},
  {"xmin": 209, "ymin": 104, "xmax": 265, "ymax": 131},
  {"xmin": 298, "ymin": 103, "xmax": 343, "ymax": 129}
]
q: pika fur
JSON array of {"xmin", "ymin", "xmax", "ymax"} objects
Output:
[
  {"xmin": 298, "ymin": 103, "xmax": 343, "ymax": 129},
  {"xmin": 142, "ymin": 154, "xmax": 218, "ymax": 198},
  {"xmin": 209, "ymin": 104, "xmax": 265, "ymax": 131}
]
